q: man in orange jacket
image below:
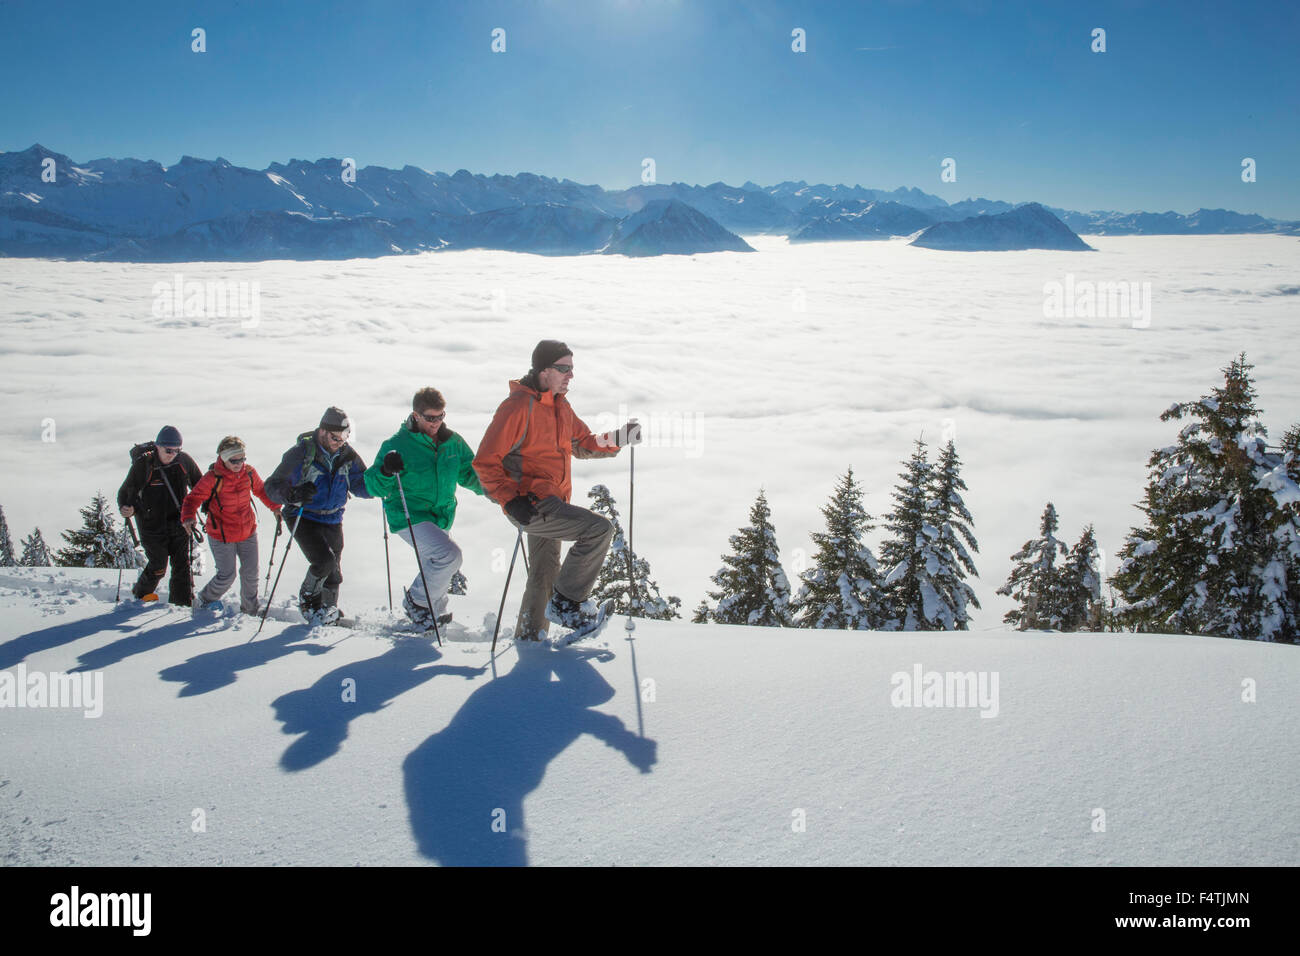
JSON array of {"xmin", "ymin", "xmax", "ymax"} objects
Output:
[{"xmin": 474, "ymin": 340, "xmax": 641, "ymax": 641}]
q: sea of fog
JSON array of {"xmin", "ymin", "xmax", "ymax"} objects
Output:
[{"xmin": 1, "ymin": 235, "xmax": 1297, "ymax": 629}]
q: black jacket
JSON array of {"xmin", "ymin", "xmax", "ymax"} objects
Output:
[{"xmin": 118, "ymin": 444, "xmax": 203, "ymax": 531}]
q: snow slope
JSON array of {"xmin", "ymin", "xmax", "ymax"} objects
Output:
[{"xmin": 1, "ymin": 568, "xmax": 1294, "ymax": 866}]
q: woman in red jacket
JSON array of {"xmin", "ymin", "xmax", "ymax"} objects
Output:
[{"xmin": 181, "ymin": 436, "xmax": 282, "ymax": 615}]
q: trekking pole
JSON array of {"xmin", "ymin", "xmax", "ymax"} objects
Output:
[
  {"xmin": 625, "ymin": 428, "xmax": 640, "ymax": 633},
  {"xmin": 115, "ymin": 514, "xmax": 138, "ymax": 604},
  {"xmin": 381, "ymin": 507, "xmax": 393, "ymax": 611},
  {"xmin": 255, "ymin": 506, "xmax": 306, "ymax": 640},
  {"xmin": 265, "ymin": 512, "xmax": 283, "ymax": 594},
  {"xmin": 492, "ymin": 527, "xmax": 524, "ymax": 654},
  {"xmin": 394, "ymin": 473, "xmax": 441, "ymax": 647}
]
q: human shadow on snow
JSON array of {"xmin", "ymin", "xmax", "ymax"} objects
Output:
[
  {"xmin": 272, "ymin": 639, "xmax": 480, "ymax": 772},
  {"xmin": 404, "ymin": 643, "xmax": 656, "ymax": 866},
  {"xmin": 158, "ymin": 626, "xmax": 331, "ymax": 697},
  {"xmin": 0, "ymin": 605, "xmax": 191, "ymax": 671}
]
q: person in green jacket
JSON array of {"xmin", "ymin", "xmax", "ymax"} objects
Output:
[{"xmin": 364, "ymin": 387, "xmax": 486, "ymax": 629}]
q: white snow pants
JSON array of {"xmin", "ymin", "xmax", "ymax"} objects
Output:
[{"xmin": 396, "ymin": 521, "xmax": 462, "ymax": 615}]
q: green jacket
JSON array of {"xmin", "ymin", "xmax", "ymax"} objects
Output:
[{"xmin": 363, "ymin": 417, "xmax": 485, "ymax": 532}]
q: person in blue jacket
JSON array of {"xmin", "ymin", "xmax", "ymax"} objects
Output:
[{"xmin": 266, "ymin": 407, "xmax": 373, "ymax": 624}]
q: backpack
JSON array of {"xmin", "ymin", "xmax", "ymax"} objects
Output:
[{"xmin": 200, "ymin": 469, "xmax": 225, "ymax": 516}]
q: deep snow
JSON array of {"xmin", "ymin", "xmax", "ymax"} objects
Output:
[{"xmin": 2, "ymin": 568, "xmax": 1295, "ymax": 866}]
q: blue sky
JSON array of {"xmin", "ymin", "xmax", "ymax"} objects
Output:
[{"xmin": 2, "ymin": 0, "xmax": 1297, "ymax": 217}]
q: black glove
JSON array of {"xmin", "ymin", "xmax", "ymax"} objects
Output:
[
  {"xmin": 381, "ymin": 450, "xmax": 404, "ymax": 476},
  {"xmin": 617, "ymin": 421, "xmax": 643, "ymax": 447},
  {"xmin": 505, "ymin": 494, "xmax": 539, "ymax": 526},
  {"xmin": 285, "ymin": 481, "xmax": 317, "ymax": 505}
]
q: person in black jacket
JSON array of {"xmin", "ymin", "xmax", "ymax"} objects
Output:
[{"xmin": 117, "ymin": 425, "xmax": 204, "ymax": 605}]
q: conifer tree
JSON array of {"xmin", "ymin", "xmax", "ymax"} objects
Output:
[
  {"xmin": 0, "ymin": 504, "xmax": 15, "ymax": 567},
  {"xmin": 1112, "ymin": 354, "xmax": 1300, "ymax": 640},
  {"xmin": 19, "ymin": 528, "xmax": 53, "ymax": 567},
  {"xmin": 691, "ymin": 600, "xmax": 711, "ymax": 624},
  {"xmin": 56, "ymin": 493, "xmax": 140, "ymax": 569},
  {"xmin": 1059, "ymin": 524, "xmax": 1103, "ymax": 632},
  {"xmin": 997, "ymin": 502, "xmax": 1069, "ymax": 629},
  {"xmin": 587, "ymin": 484, "xmax": 681, "ymax": 620},
  {"xmin": 877, "ymin": 439, "xmax": 946, "ymax": 630},
  {"xmin": 928, "ymin": 440, "xmax": 981, "ymax": 629},
  {"xmin": 791, "ymin": 467, "xmax": 883, "ymax": 629},
  {"xmin": 704, "ymin": 489, "xmax": 793, "ymax": 627}
]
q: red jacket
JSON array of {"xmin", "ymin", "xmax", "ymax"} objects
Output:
[
  {"xmin": 473, "ymin": 379, "xmax": 619, "ymax": 506},
  {"xmin": 181, "ymin": 459, "xmax": 281, "ymax": 543}
]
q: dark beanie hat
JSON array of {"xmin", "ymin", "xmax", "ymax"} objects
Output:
[
  {"xmin": 531, "ymin": 340, "xmax": 571, "ymax": 374},
  {"xmin": 156, "ymin": 425, "xmax": 183, "ymax": 447},
  {"xmin": 319, "ymin": 406, "xmax": 351, "ymax": 432}
]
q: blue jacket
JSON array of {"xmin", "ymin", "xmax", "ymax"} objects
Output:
[{"xmin": 266, "ymin": 431, "xmax": 372, "ymax": 524}]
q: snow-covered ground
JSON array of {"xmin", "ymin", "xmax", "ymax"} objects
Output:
[
  {"xmin": 1, "ymin": 236, "xmax": 1298, "ymax": 865},
  {"xmin": 2, "ymin": 568, "xmax": 1296, "ymax": 866}
]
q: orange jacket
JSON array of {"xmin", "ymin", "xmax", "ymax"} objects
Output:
[{"xmin": 474, "ymin": 379, "xmax": 619, "ymax": 506}]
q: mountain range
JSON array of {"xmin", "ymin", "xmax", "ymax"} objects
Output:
[{"xmin": 2, "ymin": 144, "xmax": 1295, "ymax": 260}]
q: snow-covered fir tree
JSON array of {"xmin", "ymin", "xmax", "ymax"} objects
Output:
[
  {"xmin": 876, "ymin": 439, "xmax": 946, "ymax": 630},
  {"xmin": 997, "ymin": 502, "xmax": 1070, "ymax": 629},
  {"xmin": 19, "ymin": 528, "xmax": 53, "ymax": 567},
  {"xmin": 587, "ymin": 484, "xmax": 681, "ymax": 620},
  {"xmin": 1112, "ymin": 354, "xmax": 1300, "ymax": 641},
  {"xmin": 791, "ymin": 467, "xmax": 884, "ymax": 629},
  {"xmin": 449, "ymin": 570, "xmax": 468, "ymax": 595},
  {"xmin": 56, "ymin": 493, "xmax": 142, "ymax": 569},
  {"xmin": 701, "ymin": 489, "xmax": 793, "ymax": 627},
  {"xmin": 928, "ymin": 439, "xmax": 981, "ymax": 629},
  {"xmin": 0, "ymin": 504, "xmax": 16, "ymax": 567},
  {"xmin": 1059, "ymin": 524, "xmax": 1103, "ymax": 631},
  {"xmin": 691, "ymin": 600, "xmax": 710, "ymax": 624}
]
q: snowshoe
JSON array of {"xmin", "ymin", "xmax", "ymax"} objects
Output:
[
  {"xmin": 545, "ymin": 593, "xmax": 614, "ymax": 644},
  {"xmin": 303, "ymin": 606, "xmax": 342, "ymax": 626}
]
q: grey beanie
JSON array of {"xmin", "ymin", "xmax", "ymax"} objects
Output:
[{"xmin": 319, "ymin": 407, "xmax": 351, "ymax": 432}]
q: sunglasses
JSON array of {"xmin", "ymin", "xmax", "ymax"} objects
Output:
[
  {"xmin": 548, "ymin": 363, "xmax": 573, "ymax": 374},
  {"xmin": 159, "ymin": 445, "xmax": 181, "ymax": 454},
  {"xmin": 228, "ymin": 457, "xmax": 246, "ymax": 465},
  {"xmin": 322, "ymin": 429, "xmax": 350, "ymax": 442},
  {"xmin": 418, "ymin": 411, "xmax": 446, "ymax": 424}
]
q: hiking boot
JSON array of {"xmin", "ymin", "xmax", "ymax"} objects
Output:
[{"xmin": 402, "ymin": 589, "xmax": 433, "ymax": 626}]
